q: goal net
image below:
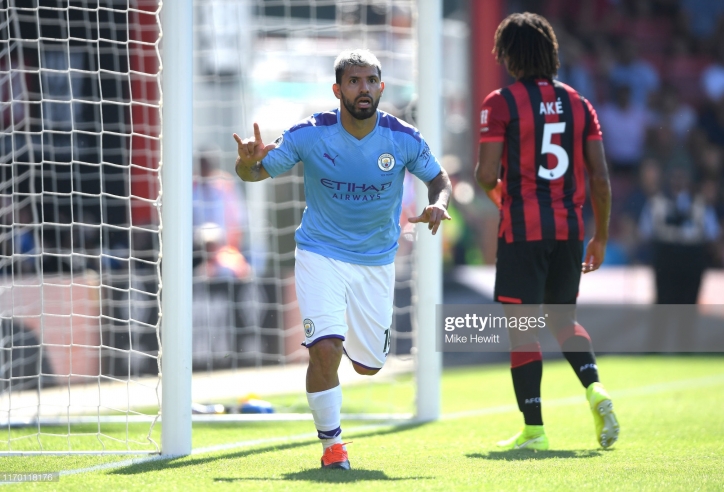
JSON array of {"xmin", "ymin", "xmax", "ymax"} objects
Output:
[
  {"xmin": 0, "ymin": 0, "xmax": 422, "ymax": 454},
  {"xmin": 0, "ymin": 0, "xmax": 162, "ymax": 454}
]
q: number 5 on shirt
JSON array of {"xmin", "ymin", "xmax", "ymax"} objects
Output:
[{"xmin": 539, "ymin": 122, "xmax": 568, "ymax": 181}]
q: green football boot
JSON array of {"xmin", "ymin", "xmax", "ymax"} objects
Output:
[
  {"xmin": 587, "ymin": 382, "xmax": 620, "ymax": 448},
  {"xmin": 496, "ymin": 425, "xmax": 549, "ymax": 450}
]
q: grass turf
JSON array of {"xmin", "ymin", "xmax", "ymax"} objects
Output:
[{"xmin": 2, "ymin": 355, "xmax": 723, "ymax": 490}]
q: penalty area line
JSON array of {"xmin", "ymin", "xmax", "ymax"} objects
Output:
[{"xmin": 46, "ymin": 372, "xmax": 724, "ymax": 480}]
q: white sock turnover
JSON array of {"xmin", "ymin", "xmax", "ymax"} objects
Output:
[{"xmin": 307, "ymin": 384, "xmax": 343, "ymax": 450}]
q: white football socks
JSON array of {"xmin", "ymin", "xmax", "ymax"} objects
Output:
[{"xmin": 307, "ymin": 384, "xmax": 343, "ymax": 450}]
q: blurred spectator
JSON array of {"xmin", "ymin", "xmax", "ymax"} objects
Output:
[
  {"xmin": 609, "ymin": 39, "xmax": 660, "ymax": 107},
  {"xmin": 696, "ymin": 144, "xmax": 723, "ymax": 182},
  {"xmin": 639, "ymin": 167, "xmax": 721, "ymax": 304},
  {"xmin": 0, "ymin": 201, "xmax": 36, "ymax": 275},
  {"xmin": 609, "ymin": 0, "xmax": 673, "ymax": 57},
  {"xmin": 644, "ymin": 125, "xmax": 693, "ymax": 175},
  {"xmin": 557, "ymin": 39, "xmax": 597, "ymax": 104},
  {"xmin": 700, "ymin": 178, "xmax": 724, "ymax": 267},
  {"xmin": 679, "ymin": 0, "xmax": 724, "ymax": 42},
  {"xmin": 621, "ymin": 158, "xmax": 663, "ymax": 263},
  {"xmin": 439, "ymin": 155, "xmax": 485, "ymax": 267},
  {"xmin": 0, "ymin": 54, "xmax": 25, "ymax": 131},
  {"xmin": 194, "ymin": 223, "xmax": 249, "ymax": 280},
  {"xmin": 624, "ymin": 157, "xmax": 663, "ymax": 223},
  {"xmin": 650, "ymin": 85, "xmax": 696, "ymax": 142},
  {"xmin": 192, "ymin": 148, "xmax": 250, "ymax": 279},
  {"xmin": 192, "ymin": 147, "xmax": 247, "ymax": 250},
  {"xmin": 701, "ymin": 43, "xmax": 724, "ymax": 102},
  {"xmin": 598, "ymin": 84, "xmax": 651, "ymax": 171},
  {"xmin": 698, "ymin": 97, "xmax": 724, "ymax": 147},
  {"xmin": 662, "ymin": 37, "xmax": 710, "ymax": 107},
  {"xmin": 542, "ymin": 0, "xmax": 615, "ymax": 39}
]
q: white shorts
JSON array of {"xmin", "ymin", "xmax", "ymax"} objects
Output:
[{"xmin": 295, "ymin": 248, "xmax": 394, "ymax": 370}]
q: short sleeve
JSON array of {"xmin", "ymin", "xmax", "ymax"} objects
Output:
[
  {"xmin": 583, "ymin": 98, "xmax": 603, "ymax": 140},
  {"xmin": 479, "ymin": 90, "xmax": 509, "ymax": 143},
  {"xmin": 405, "ymin": 134, "xmax": 442, "ymax": 183},
  {"xmin": 260, "ymin": 130, "xmax": 302, "ymax": 178}
]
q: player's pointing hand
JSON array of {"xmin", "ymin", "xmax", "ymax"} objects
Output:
[
  {"xmin": 408, "ymin": 204, "xmax": 451, "ymax": 235},
  {"xmin": 233, "ymin": 123, "xmax": 277, "ymax": 166}
]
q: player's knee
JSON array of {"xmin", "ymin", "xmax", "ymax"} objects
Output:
[
  {"xmin": 352, "ymin": 362, "xmax": 380, "ymax": 376},
  {"xmin": 308, "ymin": 339, "xmax": 343, "ymax": 369}
]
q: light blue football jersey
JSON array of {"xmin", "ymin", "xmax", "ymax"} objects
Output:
[{"xmin": 261, "ymin": 109, "xmax": 442, "ymax": 266}]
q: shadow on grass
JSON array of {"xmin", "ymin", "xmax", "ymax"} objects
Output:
[
  {"xmin": 467, "ymin": 449, "xmax": 603, "ymax": 461},
  {"xmin": 110, "ymin": 421, "xmax": 428, "ymax": 476},
  {"xmin": 214, "ymin": 468, "xmax": 429, "ymax": 483}
]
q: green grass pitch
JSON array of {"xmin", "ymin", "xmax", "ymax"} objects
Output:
[{"xmin": 2, "ymin": 355, "xmax": 723, "ymax": 490}]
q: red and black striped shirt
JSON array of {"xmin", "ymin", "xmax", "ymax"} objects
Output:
[{"xmin": 479, "ymin": 78, "xmax": 602, "ymax": 243}]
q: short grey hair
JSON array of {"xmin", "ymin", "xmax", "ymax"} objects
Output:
[{"xmin": 334, "ymin": 49, "xmax": 382, "ymax": 84}]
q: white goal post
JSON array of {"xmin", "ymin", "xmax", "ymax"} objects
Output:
[
  {"xmin": 414, "ymin": 0, "xmax": 443, "ymax": 423},
  {"xmin": 160, "ymin": 0, "xmax": 193, "ymax": 457}
]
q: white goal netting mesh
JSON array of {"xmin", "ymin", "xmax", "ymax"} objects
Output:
[
  {"xmin": 0, "ymin": 0, "xmax": 421, "ymax": 454},
  {"xmin": 0, "ymin": 0, "xmax": 161, "ymax": 453}
]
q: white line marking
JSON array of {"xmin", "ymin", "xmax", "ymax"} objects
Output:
[
  {"xmin": 38, "ymin": 372, "xmax": 724, "ymax": 481},
  {"xmin": 59, "ymin": 455, "xmax": 169, "ymax": 478}
]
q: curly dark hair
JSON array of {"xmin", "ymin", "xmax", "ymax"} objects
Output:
[{"xmin": 493, "ymin": 12, "xmax": 559, "ymax": 80}]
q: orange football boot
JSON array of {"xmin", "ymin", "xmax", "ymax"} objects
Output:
[{"xmin": 321, "ymin": 443, "xmax": 351, "ymax": 470}]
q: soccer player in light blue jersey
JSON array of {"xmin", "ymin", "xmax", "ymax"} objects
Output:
[{"xmin": 233, "ymin": 49, "xmax": 451, "ymax": 470}]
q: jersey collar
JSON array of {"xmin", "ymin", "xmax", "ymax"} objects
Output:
[{"xmin": 336, "ymin": 109, "xmax": 380, "ymax": 146}]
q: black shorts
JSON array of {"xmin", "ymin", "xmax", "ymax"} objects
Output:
[{"xmin": 494, "ymin": 239, "xmax": 583, "ymax": 305}]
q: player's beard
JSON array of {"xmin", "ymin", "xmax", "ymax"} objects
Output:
[{"xmin": 341, "ymin": 93, "xmax": 380, "ymax": 120}]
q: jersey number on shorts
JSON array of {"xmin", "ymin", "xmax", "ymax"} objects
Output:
[
  {"xmin": 538, "ymin": 122, "xmax": 569, "ymax": 181},
  {"xmin": 383, "ymin": 329, "xmax": 391, "ymax": 356}
]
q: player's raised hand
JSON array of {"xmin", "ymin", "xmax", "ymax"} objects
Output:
[
  {"xmin": 232, "ymin": 123, "xmax": 274, "ymax": 182},
  {"xmin": 582, "ymin": 236, "xmax": 606, "ymax": 274},
  {"xmin": 408, "ymin": 204, "xmax": 451, "ymax": 235},
  {"xmin": 233, "ymin": 123, "xmax": 277, "ymax": 166}
]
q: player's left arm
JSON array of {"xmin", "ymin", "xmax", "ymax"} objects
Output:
[
  {"xmin": 408, "ymin": 170, "xmax": 452, "ymax": 235},
  {"xmin": 475, "ymin": 142, "xmax": 504, "ymax": 209},
  {"xmin": 583, "ymin": 139, "xmax": 612, "ymax": 274},
  {"xmin": 582, "ymin": 98, "xmax": 611, "ymax": 274}
]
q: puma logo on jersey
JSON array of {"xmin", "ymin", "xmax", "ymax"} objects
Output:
[
  {"xmin": 323, "ymin": 153, "xmax": 338, "ymax": 165},
  {"xmin": 540, "ymin": 100, "xmax": 563, "ymax": 115}
]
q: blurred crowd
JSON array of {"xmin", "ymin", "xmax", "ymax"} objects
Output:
[{"xmin": 446, "ymin": 0, "xmax": 724, "ymax": 274}]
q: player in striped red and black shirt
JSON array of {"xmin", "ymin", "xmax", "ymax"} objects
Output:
[{"xmin": 475, "ymin": 12, "xmax": 619, "ymax": 450}]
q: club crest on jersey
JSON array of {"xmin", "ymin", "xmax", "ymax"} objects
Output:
[
  {"xmin": 303, "ymin": 319, "xmax": 315, "ymax": 338},
  {"xmin": 377, "ymin": 153, "xmax": 395, "ymax": 171}
]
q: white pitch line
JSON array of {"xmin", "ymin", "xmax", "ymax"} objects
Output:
[
  {"xmin": 37, "ymin": 372, "xmax": 724, "ymax": 481},
  {"xmin": 58, "ymin": 455, "xmax": 170, "ymax": 479}
]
